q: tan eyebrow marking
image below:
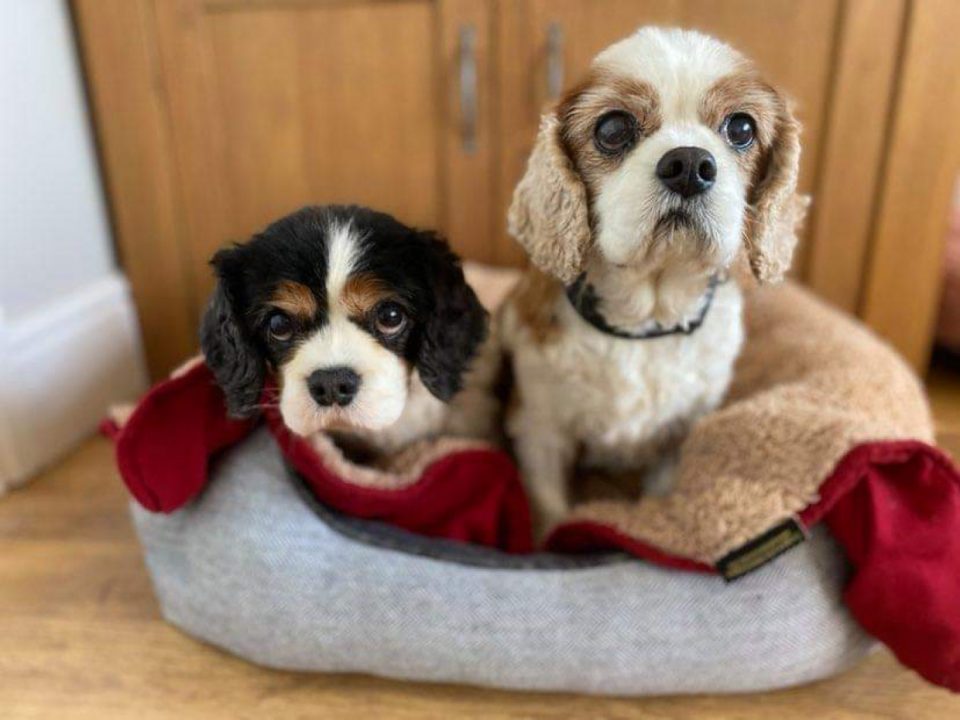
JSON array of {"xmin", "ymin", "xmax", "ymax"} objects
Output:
[
  {"xmin": 268, "ymin": 280, "xmax": 317, "ymax": 319},
  {"xmin": 560, "ymin": 70, "xmax": 662, "ymax": 141},
  {"xmin": 341, "ymin": 273, "xmax": 392, "ymax": 317},
  {"xmin": 700, "ymin": 71, "xmax": 782, "ymax": 181},
  {"xmin": 557, "ymin": 69, "xmax": 662, "ymax": 186},
  {"xmin": 700, "ymin": 72, "xmax": 778, "ymax": 144}
]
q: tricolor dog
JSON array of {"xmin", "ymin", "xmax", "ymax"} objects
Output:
[{"xmin": 201, "ymin": 205, "xmax": 489, "ymax": 455}]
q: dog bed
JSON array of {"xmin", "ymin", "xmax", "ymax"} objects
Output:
[
  {"xmin": 131, "ymin": 428, "xmax": 871, "ymax": 694},
  {"xmin": 110, "ymin": 269, "xmax": 960, "ymax": 694}
]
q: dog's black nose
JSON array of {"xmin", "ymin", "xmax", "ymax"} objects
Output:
[
  {"xmin": 656, "ymin": 146, "xmax": 717, "ymax": 198},
  {"xmin": 308, "ymin": 367, "xmax": 361, "ymax": 407}
]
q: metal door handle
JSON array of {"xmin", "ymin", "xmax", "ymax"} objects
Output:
[
  {"xmin": 546, "ymin": 22, "xmax": 565, "ymax": 101},
  {"xmin": 459, "ymin": 24, "xmax": 478, "ymax": 153}
]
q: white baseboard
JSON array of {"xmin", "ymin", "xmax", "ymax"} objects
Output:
[{"xmin": 0, "ymin": 274, "xmax": 148, "ymax": 492}]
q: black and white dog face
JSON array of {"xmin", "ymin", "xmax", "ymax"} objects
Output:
[{"xmin": 201, "ymin": 205, "xmax": 487, "ymax": 437}]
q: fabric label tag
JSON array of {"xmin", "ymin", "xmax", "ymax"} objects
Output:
[{"xmin": 716, "ymin": 518, "xmax": 807, "ymax": 582}]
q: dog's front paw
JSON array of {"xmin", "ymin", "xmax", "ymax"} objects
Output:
[
  {"xmin": 643, "ymin": 454, "xmax": 679, "ymax": 497},
  {"xmin": 530, "ymin": 493, "xmax": 570, "ymax": 543}
]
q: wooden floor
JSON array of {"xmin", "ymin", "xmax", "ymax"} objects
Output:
[{"xmin": 4, "ymin": 376, "xmax": 960, "ymax": 718}]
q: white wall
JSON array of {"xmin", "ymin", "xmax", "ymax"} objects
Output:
[
  {"xmin": 0, "ymin": 0, "xmax": 115, "ymax": 318},
  {"xmin": 0, "ymin": 0, "xmax": 147, "ymax": 489}
]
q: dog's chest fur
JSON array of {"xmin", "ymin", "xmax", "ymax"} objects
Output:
[{"xmin": 502, "ymin": 275, "xmax": 744, "ymax": 470}]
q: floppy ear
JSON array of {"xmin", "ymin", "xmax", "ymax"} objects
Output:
[
  {"xmin": 200, "ymin": 250, "xmax": 265, "ymax": 418},
  {"xmin": 744, "ymin": 96, "xmax": 807, "ymax": 283},
  {"xmin": 415, "ymin": 234, "xmax": 489, "ymax": 402},
  {"xmin": 507, "ymin": 113, "xmax": 592, "ymax": 284}
]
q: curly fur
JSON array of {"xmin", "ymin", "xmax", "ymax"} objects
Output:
[
  {"xmin": 200, "ymin": 277, "xmax": 265, "ymax": 419},
  {"xmin": 415, "ymin": 236, "xmax": 489, "ymax": 401},
  {"xmin": 507, "ymin": 115, "xmax": 593, "ymax": 284}
]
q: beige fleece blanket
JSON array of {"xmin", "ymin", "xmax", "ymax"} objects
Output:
[
  {"xmin": 563, "ymin": 279, "xmax": 931, "ymax": 562},
  {"xmin": 115, "ymin": 264, "xmax": 931, "ymax": 564},
  {"xmin": 464, "ymin": 264, "xmax": 933, "ymax": 563}
]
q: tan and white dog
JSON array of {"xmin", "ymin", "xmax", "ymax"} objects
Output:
[{"xmin": 499, "ymin": 27, "xmax": 806, "ymax": 533}]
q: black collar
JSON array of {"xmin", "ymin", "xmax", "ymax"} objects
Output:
[{"xmin": 565, "ymin": 273, "xmax": 721, "ymax": 340}]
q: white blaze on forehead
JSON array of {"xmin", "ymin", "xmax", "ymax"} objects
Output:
[
  {"xmin": 586, "ymin": 28, "xmax": 750, "ymax": 278},
  {"xmin": 278, "ymin": 216, "xmax": 408, "ymax": 436},
  {"xmin": 593, "ymin": 27, "xmax": 744, "ymax": 121},
  {"xmin": 325, "ymin": 220, "xmax": 363, "ymax": 306}
]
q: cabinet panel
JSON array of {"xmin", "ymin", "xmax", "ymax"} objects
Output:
[
  {"xmin": 73, "ymin": 0, "xmax": 202, "ymax": 377},
  {"xmin": 496, "ymin": 0, "xmax": 840, "ymax": 266},
  {"xmin": 438, "ymin": 0, "xmax": 499, "ymax": 264},
  {"xmin": 79, "ymin": 0, "xmax": 932, "ymax": 376},
  {"xmin": 154, "ymin": 0, "xmax": 441, "ymax": 304},
  {"xmin": 860, "ymin": 0, "xmax": 960, "ymax": 371},
  {"xmin": 805, "ymin": 0, "xmax": 905, "ymax": 313}
]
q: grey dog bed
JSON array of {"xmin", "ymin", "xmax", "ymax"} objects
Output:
[{"xmin": 132, "ymin": 428, "xmax": 874, "ymax": 695}]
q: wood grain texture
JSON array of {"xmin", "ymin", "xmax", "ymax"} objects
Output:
[
  {"xmin": 805, "ymin": 0, "xmax": 906, "ymax": 312},
  {"xmin": 153, "ymin": 0, "xmax": 442, "ymax": 306},
  {"xmin": 860, "ymin": 0, "xmax": 960, "ymax": 371},
  {"xmin": 81, "ymin": 0, "xmax": 938, "ymax": 375},
  {"xmin": 495, "ymin": 0, "xmax": 840, "ymax": 268},
  {"xmin": 72, "ymin": 0, "xmax": 198, "ymax": 379},
  {"xmin": 4, "ymin": 392, "xmax": 960, "ymax": 718}
]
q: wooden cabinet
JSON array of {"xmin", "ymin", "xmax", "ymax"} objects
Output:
[
  {"xmin": 74, "ymin": 0, "xmax": 960, "ymax": 377},
  {"xmin": 155, "ymin": 0, "xmax": 443, "ymax": 296},
  {"xmin": 130, "ymin": 0, "xmax": 498, "ymax": 312}
]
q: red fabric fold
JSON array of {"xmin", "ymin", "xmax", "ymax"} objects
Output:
[
  {"xmin": 266, "ymin": 409, "xmax": 532, "ymax": 552},
  {"xmin": 823, "ymin": 444, "xmax": 960, "ymax": 692},
  {"xmin": 112, "ymin": 362, "xmax": 256, "ymax": 512},
  {"xmin": 545, "ymin": 523, "xmax": 714, "ymax": 572},
  {"xmin": 111, "ymin": 362, "xmax": 532, "ymax": 552}
]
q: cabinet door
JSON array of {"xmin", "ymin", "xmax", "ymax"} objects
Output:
[
  {"xmin": 153, "ymin": 0, "xmax": 442, "ymax": 304},
  {"xmin": 77, "ymin": 0, "xmax": 498, "ymax": 376},
  {"xmin": 496, "ymin": 0, "xmax": 840, "ymax": 266}
]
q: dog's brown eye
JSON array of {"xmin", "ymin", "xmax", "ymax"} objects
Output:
[
  {"xmin": 267, "ymin": 311, "xmax": 293, "ymax": 341},
  {"xmin": 722, "ymin": 113, "xmax": 756, "ymax": 150},
  {"xmin": 594, "ymin": 111, "xmax": 637, "ymax": 154},
  {"xmin": 374, "ymin": 302, "xmax": 407, "ymax": 336}
]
